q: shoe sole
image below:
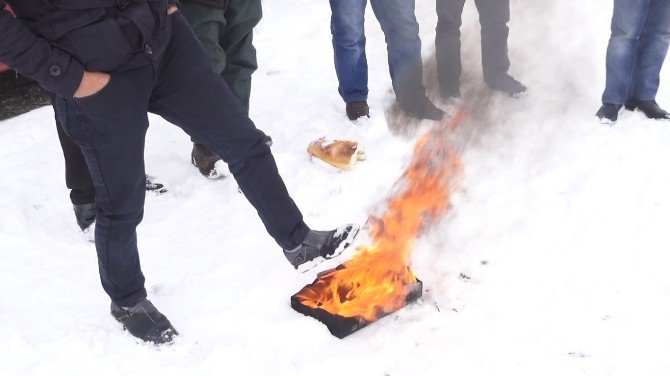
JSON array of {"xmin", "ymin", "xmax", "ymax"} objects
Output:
[{"xmin": 296, "ymin": 224, "xmax": 360, "ymax": 274}]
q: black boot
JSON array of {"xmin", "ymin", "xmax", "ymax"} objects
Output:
[
  {"xmin": 596, "ymin": 103, "xmax": 623, "ymax": 124},
  {"xmin": 284, "ymin": 224, "xmax": 359, "ymax": 272},
  {"xmin": 625, "ymin": 99, "xmax": 670, "ymax": 120},
  {"xmin": 486, "ymin": 74, "xmax": 527, "ymax": 97},
  {"xmin": 111, "ymin": 298, "xmax": 177, "ymax": 345},
  {"xmin": 400, "ymin": 96, "xmax": 445, "ymax": 121},
  {"xmin": 73, "ymin": 203, "xmax": 96, "ymax": 231},
  {"xmin": 440, "ymin": 85, "xmax": 461, "ymax": 100},
  {"xmin": 346, "ymin": 101, "xmax": 370, "ymax": 121}
]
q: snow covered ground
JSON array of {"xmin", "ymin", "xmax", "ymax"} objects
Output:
[{"xmin": 1, "ymin": 0, "xmax": 669, "ymax": 375}]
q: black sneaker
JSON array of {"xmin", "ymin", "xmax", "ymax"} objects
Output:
[
  {"xmin": 400, "ymin": 96, "xmax": 445, "ymax": 120},
  {"xmin": 284, "ymin": 224, "xmax": 359, "ymax": 272},
  {"xmin": 440, "ymin": 86, "xmax": 461, "ymax": 100},
  {"xmin": 145, "ymin": 175, "xmax": 167, "ymax": 194},
  {"xmin": 486, "ymin": 74, "xmax": 527, "ymax": 97},
  {"xmin": 191, "ymin": 143, "xmax": 225, "ymax": 179},
  {"xmin": 346, "ymin": 101, "xmax": 370, "ymax": 121},
  {"xmin": 111, "ymin": 298, "xmax": 178, "ymax": 345},
  {"xmin": 73, "ymin": 203, "xmax": 96, "ymax": 231},
  {"xmin": 625, "ymin": 99, "xmax": 670, "ymax": 120},
  {"xmin": 596, "ymin": 103, "xmax": 623, "ymax": 124}
]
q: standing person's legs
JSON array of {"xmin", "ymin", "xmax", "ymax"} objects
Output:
[
  {"xmin": 602, "ymin": 0, "xmax": 653, "ymax": 105},
  {"xmin": 474, "ymin": 0, "xmax": 511, "ymax": 84},
  {"xmin": 52, "ymin": 97, "xmax": 96, "ymax": 207},
  {"xmin": 369, "ymin": 0, "xmax": 425, "ymax": 104},
  {"xmin": 218, "ymin": 0, "xmax": 262, "ymax": 112},
  {"xmin": 329, "ymin": 0, "xmax": 369, "ymax": 104},
  {"xmin": 150, "ymin": 13, "xmax": 309, "ymax": 249},
  {"xmin": 435, "ymin": 0, "xmax": 467, "ymax": 96},
  {"xmin": 370, "ymin": 0, "xmax": 443, "ymax": 119},
  {"xmin": 54, "ymin": 66, "xmax": 155, "ymax": 308},
  {"xmin": 629, "ymin": 0, "xmax": 670, "ymax": 101}
]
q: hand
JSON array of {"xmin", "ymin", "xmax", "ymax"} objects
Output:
[
  {"xmin": 74, "ymin": 71, "xmax": 111, "ymax": 99},
  {"xmin": 167, "ymin": 6, "xmax": 178, "ymax": 15}
]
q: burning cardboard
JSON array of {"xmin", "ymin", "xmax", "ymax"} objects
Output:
[{"xmin": 291, "ymin": 266, "xmax": 423, "ymax": 339}]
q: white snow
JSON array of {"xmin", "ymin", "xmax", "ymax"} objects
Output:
[{"xmin": 1, "ymin": 0, "xmax": 669, "ymax": 375}]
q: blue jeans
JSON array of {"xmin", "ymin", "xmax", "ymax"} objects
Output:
[
  {"xmin": 603, "ymin": 0, "xmax": 670, "ymax": 104},
  {"xmin": 329, "ymin": 0, "xmax": 426, "ymax": 104}
]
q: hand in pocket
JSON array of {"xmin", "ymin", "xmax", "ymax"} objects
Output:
[{"xmin": 74, "ymin": 71, "xmax": 111, "ymax": 99}]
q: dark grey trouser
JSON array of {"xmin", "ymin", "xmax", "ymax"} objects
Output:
[
  {"xmin": 435, "ymin": 0, "xmax": 511, "ymax": 91},
  {"xmin": 181, "ymin": 0, "xmax": 261, "ymax": 112}
]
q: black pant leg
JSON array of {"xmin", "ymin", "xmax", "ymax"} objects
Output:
[
  {"xmin": 435, "ymin": 0, "xmax": 467, "ymax": 93},
  {"xmin": 149, "ymin": 13, "xmax": 309, "ymax": 250},
  {"xmin": 51, "ymin": 96, "xmax": 96, "ymax": 205},
  {"xmin": 474, "ymin": 0, "xmax": 511, "ymax": 83},
  {"xmin": 54, "ymin": 67, "xmax": 155, "ymax": 307}
]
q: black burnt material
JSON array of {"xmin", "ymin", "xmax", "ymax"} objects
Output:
[{"xmin": 291, "ymin": 267, "xmax": 423, "ymax": 339}]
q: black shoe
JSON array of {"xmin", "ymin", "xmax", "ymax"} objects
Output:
[
  {"xmin": 73, "ymin": 203, "xmax": 96, "ymax": 231},
  {"xmin": 145, "ymin": 175, "xmax": 167, "ymax": 194},
  {"xmin": 111, "ymin": 298, "xmax": 177, "ymax": 345},
  {"xmin": 625, "ymin": 99, "xmax": 670, "ymax": 120},
  {"xmin": 486, "ymin": 74, "xmax": 527, "ymax": 97},
  {"xmin": 284, "ymin": 224, "xmax": 359, "ymax": 272},
  {"xmin": 596, "ymin": 103, "xmax": 623, "ymax": 124},
  {"xmin": 440, "ymin": 85, "xmax": 461, "ymax": 100},
  {"xmin": 191, "ymin": 143, "xmax": 224, "ymax": 179},
  {"xmin": 400, "ymin": 96, "xmax": 445, "ymax": 120},
  {"xmin": 346, "ymin": 101, "xmax": 370, "ymax": 121}
]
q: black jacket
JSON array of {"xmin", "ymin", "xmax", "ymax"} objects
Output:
[{"xmin": 0, "ymin": 0, "xmax": 178, "ymax": 98}]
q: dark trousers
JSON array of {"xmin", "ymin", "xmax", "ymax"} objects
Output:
[
  {"xmin": 54, "ymin": 13, "xmax": 309, "ymax": 307},
  {"xmin": 52, "ymin": 96, "xmax": 96, "ymax": 205},
  {"xmin": 181, "ymin": 0, "xmax": 261, "ymax": 112},
  {"xmin": 435, "ymin": 0, "xmax": 511, "ymax": 91}
]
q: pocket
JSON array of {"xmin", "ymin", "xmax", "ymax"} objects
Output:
[{"xmin": 74, "ymin": 74, "xmax": 115, "ymax": 103}]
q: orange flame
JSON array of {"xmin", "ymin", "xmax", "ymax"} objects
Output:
[{"xmin": 295, "ymin": 112, "xmax": 466, "ymax": 321}]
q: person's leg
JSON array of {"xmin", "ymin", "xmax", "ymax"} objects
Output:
[
  {"xmin": 435, "ymin": 0, "xmax": 467, "ymax": 96},
  {"xmin": 474, "ymin": 0, "xmax": 511, "ymax": 83},
  {"xmin": 370, "ymin": 0, "xmax": 443, "ymax": 119},
  {"xmin": 180, "ymin": 3, "xmax": 228, "ymax": 76},
  {"xmin": 369, "ymin": 0, "xmax": 424, "ymax": 104},
  {"xmin": 329, "ymin": 0, "xmax": 369, "ymax": 104},
  {"xmin": 602, "ymin": 0, "xmax": 653, "ymax": 105},
  {"xmin": 53, "ymin": 66, "xmax": 154, "ymax": 308},
  {"xmin": 149, "ymin": 13, "xmax": 309, "ymax": 250},
  {"xmin": 629, "ymin": 0, "xmax": 670, "ymax": 101},
  {"xmin": 51, "ymin": 97, "xmax": 96, "ymax": 206},
  {"xmin": 218, "ymin": 0, "xmax": 262, "ymax": 112}
]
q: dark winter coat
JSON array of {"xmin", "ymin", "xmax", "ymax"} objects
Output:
[
  {"xmin": 182, "ymin": 0, "xmax": 229, "ymax": 10},
  {"xmin": 0, "ymin": 0, "xmax": 179, "ymax": 98}
]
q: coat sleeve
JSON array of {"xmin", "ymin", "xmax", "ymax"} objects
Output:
[{"xmin": 0, "ymin": 1, "xmax": 84, "ymax": 98}]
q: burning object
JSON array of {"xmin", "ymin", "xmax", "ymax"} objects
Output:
[{"xmin": 293, "ymin": 112, "xmax": 465, "ymax": 338}]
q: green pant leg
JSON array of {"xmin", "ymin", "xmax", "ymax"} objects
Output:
[
  {"xmin": 219, "ymin": 0, "xmax": 262, "ymax": 112},
  {"xmin": 180, "ymin": 3, "xmax": 228, "ymax": 76}
]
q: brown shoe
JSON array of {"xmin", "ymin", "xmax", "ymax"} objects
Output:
[
  {"xmin": 191, "ymin": 143, "xmax": 224, "ymax": 179},
  {"xmin": 346, "ymin": 101, "xmax": 370, "ymax": 121}
]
